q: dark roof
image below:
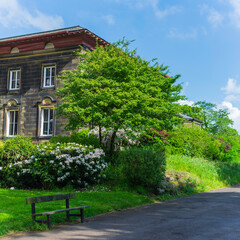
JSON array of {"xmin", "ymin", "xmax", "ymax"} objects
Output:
[
  {"xmin": 0, "ymin": 26, "xmax": 84, "ymax": 42},
  {"xmin": 0, "ymin": 26, "xmax": 109, "ymax": 45},
  {"xmin": 179, "ymin": 113, "xmax": 203, "ymax": 123}
]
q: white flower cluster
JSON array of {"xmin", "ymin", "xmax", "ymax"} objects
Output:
[
  {"xmin": 0, "ymin": 142, "xmax": 107, "ymax": 188},
  {"xmin": 89, "ymin": 127, "xmax": 140, "ymax": 151}
]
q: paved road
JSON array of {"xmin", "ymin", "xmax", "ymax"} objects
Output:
[{"xmin": 5, "ymin": 186, "xmax": 240, "ymax": 240}]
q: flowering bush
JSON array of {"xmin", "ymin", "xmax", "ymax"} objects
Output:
[
  {"xmin": 0, "ymin": 142, "xmax": 106, "ymax": 189},
  {"xmin": 89, "ymin": 127, "xmax": 140, "ymax": 151}
]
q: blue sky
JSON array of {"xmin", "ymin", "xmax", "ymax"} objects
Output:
[{"xmin": 1, "ymin": 0, "xmax": 240, "ymax": 131}]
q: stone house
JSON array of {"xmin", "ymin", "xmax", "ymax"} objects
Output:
[
  {"xmin": 179, "ymin": 113, "xmax": 203, "ymax": 128},
  {"xmin": 0, "ymin": 26, "xmax": 107, "ymax": 141}
]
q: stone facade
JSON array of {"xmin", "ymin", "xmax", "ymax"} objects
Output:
[{"xmin": 0, "ymin": 26, "xmax": 107, "ymax": 141}]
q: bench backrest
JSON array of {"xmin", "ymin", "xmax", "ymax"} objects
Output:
[{"xmin": 26, "ymin": 193, "xmax": 76, "ymax": 204}]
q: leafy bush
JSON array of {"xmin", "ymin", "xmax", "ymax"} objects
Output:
[
  {"xmin": 50, "ymin": 129, "xmax": 100, "ymax": 148},
  {"xmin": 117, "ymin": 146, "xmax": 166, "ymax": 193},
  {"xmin": 0, "ymin": 136, "xmax": 35, "ymax": 167},
  {"xmin": 0, "ymin": 142, "xmax": 106, "ymax": 189},
  {"xmin": 165, "ymin": 126, "xmax": 230, "ymax": 161}
]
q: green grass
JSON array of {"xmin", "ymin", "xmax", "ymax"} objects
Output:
[
  {"xmin": 2, "ymin": 154, "xmax": 240, "ymax": 237},
  {"xmin": 165, "ymin": 154, "xmax": 240, "ymax": 192},
  {"xmin": 0, "ymin": 188, "xmax": 152, "ymax": 237}
]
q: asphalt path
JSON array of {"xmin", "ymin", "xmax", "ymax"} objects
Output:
[{"xmin": 5, "ymin": 185, "xmax": 240, "ymax": 240}]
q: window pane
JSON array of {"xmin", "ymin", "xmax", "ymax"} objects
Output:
[
  {"xmin": 43, "ymin": 109, "xmax": 48, "ymax": 121},
  {"xmin": 9, "ymin": 123, "xmax": 14, "ymax": 136},
  {"xmin": 50, "ymin": 109, "xmax": 53, "ymax": 120},
  {"xmin": 12, "ymin": 79, "xmax": 16, "ymax": 89},
  {"xmin": 43, "ymin": 122, "xmax": 48, "ymax": 135},
  {"xmin": 14, "ymin": 111, "xmax": 18, "ymax": 135},
  {"xmin": 44, "ymin": 66, "xmax": 54, "ymax": 87},
  {"xmin": 41, "ymin": 109, "xmax": 53, "ymax": 136},
  {"xmin": 8, "ymin": 111, "xmax": 18, "ymax": 136},
  {"xmin": 49, "ymin": 121, "xmax": 53, "ymax": 135},
  {"xmin": 12, "ymin": 71, "xmax": 16, "ymax": 81},
  {"xmin": 46, "ymin": 67, "xmax": 51, "ymax": 77},
  {"xmin": 51, "ymin": 67, "xmax": 55, "ymax": 86},
  {"xmin": 10, "ymin": 70, "xmax": 20, "ymax": 89},
  {"xmin": 45, "ymin": 77, "xmax": 50, "ymax": 86}
]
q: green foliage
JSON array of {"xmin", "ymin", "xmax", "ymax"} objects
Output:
[
  {"xmin": 49, "ymin": 129, "xmax": 100, "ymax": 148},
  {"xmin": 56, "ymin": 39, "xmax": 184, "ymax": 157},
  {"xmin": 117, "ymin": 147, "xmax": 166, "ymax": 192},
  {"xmin": 0, "ymin": 136, "xmax": 35, "ymax": 166},
  {"xmin": 165, "ymin": 126, "xmax": 230, "ymax": 161},
  {"xmin": 193, "ymin": 101, "xmax": 235, "ymax": 135},
  {"xmin": 218, "ymin": 135, "xmax": 240, "ymax": 162}
]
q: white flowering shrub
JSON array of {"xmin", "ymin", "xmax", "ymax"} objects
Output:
[
  {"xmin": 0, "ymin": 142, "xmax": 106, "ymax": 189},
  {"xmin": 89, "ymin": 127, "xmax": 140, "ymax": 152}
]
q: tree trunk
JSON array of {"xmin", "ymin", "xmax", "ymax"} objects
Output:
[
  {"xmin": 99, "ymin": 126, "xmax": 102, "ymax": 147},
  {"xmin": 108, "ymin": 129, "xmax": 117, "ymax": 162}
]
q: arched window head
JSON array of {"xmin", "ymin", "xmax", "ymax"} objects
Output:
[
  {"xmin": 11, "ymin": 47, "xmax": 19, "ymax": 54},
  {"xmin": 45, "ymin": 42, "xmax": 54, "ymax": 49},
  {"xmin": 41, "ymin": 96, "xmax": 55, "ymax": 105},
  {"xmin": 7, "ymin": 99, "xmax": 19, "ymax": 107}
]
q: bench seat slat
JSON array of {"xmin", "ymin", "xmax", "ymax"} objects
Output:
[
  {"xmin": 26, "ymin": 193, "xmax": 76, "ymax": 204},
  {"xmin": 33, "ymin": 206, "xmax": 89, "ymax": 216}
]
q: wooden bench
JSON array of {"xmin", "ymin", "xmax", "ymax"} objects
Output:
[{"xmin": 26, "ymin": 193, "xmax": 89, "ymax": 229}]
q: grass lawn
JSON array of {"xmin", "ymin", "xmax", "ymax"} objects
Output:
[
  {"xmin": 0, "ymin": 188, "xmax": 153, "ymax": 237},
  {"xmin": 2, "ymin": 154, "xmax": 240, "ymax": 237}
]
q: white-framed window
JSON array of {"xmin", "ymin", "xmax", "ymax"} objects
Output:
[
  {"xmin": 7, "ymin": 110, "xmax": 18, "ymax": 136},
  {"xmin": 9, "ymin": 69, "xmax": 20, "ymax": 90},
  {"xmin": 41, "ymin": 108, "xmax": 53, "ymax": 136},
  {"xmin": 43, "ymin": 66, "xmax": 55, "ymax": 88}
]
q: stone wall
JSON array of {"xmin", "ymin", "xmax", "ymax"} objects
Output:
[{"xmin": 0, "ymin": 47, "xmax": 80, "ymax": 140}]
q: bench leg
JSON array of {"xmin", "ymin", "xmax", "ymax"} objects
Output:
[
  {"xmin": 66, "ymin": 210, "xmax": 70, "ymax": 221},
  {"xmin": 80, "ymin": 209, "xmax": 84, "ymax": 223},
  {"xmin": 47, "ymin": 215, "xmax": 51, "ymax": 229}
]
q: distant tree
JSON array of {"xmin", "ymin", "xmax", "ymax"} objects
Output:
[
  {"xmin": 193, "ymin": 101, "xmax": 237, "ymax": 136},
  {"xmin": 56, "ymin": 40, "xmax": 184, "ymax": 158}
]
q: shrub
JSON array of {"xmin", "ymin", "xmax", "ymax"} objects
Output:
[
  {"xmin": 50, "ymin": 129, "xmax": 100, "ymax": 148},
  {"xmin": 166, "ymin": 126, "xmax": 229, "ymax": 161},
  {"xmin": 0, "ymin": 142, "xmax": 106, "ymax": 189},
  {"xmin": 0, "ymin": 136, "xmax": 35, "ymax": 167},
  {"xmin": 117, "ymin": 146, "xmax": 166, "ymax": 193}
]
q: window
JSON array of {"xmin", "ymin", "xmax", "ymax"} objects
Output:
[
  {"xmin": 9, "ymin": 69, "xmax": 20, "ymax": 90},
  {"xmin": 41, "ymin": 108, "xmax": 53, "ymax": 136},
  {"xmin": 7, "ymin": 110, "xmax": 18, "ymax": 136},
  {"xmin": 43, "ymin": 66, "xmax": 55, "ymax": 88}
]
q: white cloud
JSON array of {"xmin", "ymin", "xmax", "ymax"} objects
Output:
[
  {"xmin": 219, "ymin": 101, "xmax": 240, "ymax": 132},
  {"xmin": 0, "ymin": 0, "xmax": 63, "ymax": 30},
  {"xmin": 221, "ymin": 78, "xmax": 240, "ymax": 95},
  {"xmin": 178, "ymin": 100, "xmax": 194, "ymax": 106},
  {"xmin": 228, "ymin": 0, "xmax": 240, "ymax": 28},
  {"xmin": 200, "ymin": 4, "xmax": 223, "ymax": 27},
  {"xmin": 148, "ymin": 0, "xmax": 182, "ymax": 19},
  {"xmin": 113, "ymin": 0, "xmax": 182, "ymax": 19},
  {"xmin": 167, "ymin": 28, "xmax": 198, "ymax": 40},
  {"xmin": 220, "ymin": 78, "xmax": 240, "ymax": 132},
  {"xmin": 102, "ymin": 14, "xmax": 115, "ymax": 25}
]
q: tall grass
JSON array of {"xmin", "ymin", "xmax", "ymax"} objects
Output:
[{"xmin": 167, "ymin": 154, "xmax": 240, "ymax": 191}]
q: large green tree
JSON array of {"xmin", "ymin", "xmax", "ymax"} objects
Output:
[{"xmin": 56, "ymin": 40, "xmax": 183, "ymax": 156}]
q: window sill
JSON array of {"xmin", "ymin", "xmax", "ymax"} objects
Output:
[
  {"xmin": 38, "ymin": 135, "xmax": 53, "ymax": 139},
  {"xmin": 8, "ymin": 89, "xmax": 20, "ymax": 93},
  {"xmin": 40, "ymin": 86, "xmax": 55, "ymax": 90}
]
